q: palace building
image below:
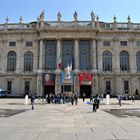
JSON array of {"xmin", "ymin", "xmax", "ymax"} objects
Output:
[{"xmin": 0, "ymin": 11, "xmax": 140, "ymax": 97}]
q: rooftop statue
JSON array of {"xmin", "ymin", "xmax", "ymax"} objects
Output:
[
  {"xmin": 74, "ymin": 11, "xmax": 78, "ymax": 21},
  {"xmin": 40, "ymin": 10, "xmax": 45, "ymax": 21},
  {"xmin": 91, "ymin": 11, "xmax": 95, "ymax": 21},
  {"xmin": 57, "ymin": 12, "xmax": 62, "ymax": 21}
]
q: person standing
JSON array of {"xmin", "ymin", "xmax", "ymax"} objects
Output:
[
  {"xmin": 118, "ymin": 94, "xmax": 122, "ymax": 107},
  {"xmin": 82, "ymin": 93, "xmax": 86, "ymax": 102},
  {"xmin": 31, "ymin": 95, "xmax": 35, "ymax": 110}
]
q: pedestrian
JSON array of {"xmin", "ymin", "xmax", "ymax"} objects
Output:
[
  {"xmin": 118, "ymin": 94, "xmax": 122, "ymax": 107},
  {"xmin": 132, "ymin": 95, "xmax": 135, "ymax": 102},
  {"xmin": 31, "ymin": 95, "xmax": 35, "ymax": 110},
  {"xmin": 74, "ymin": 94, "xmax": 78, "ymax": 105},
  {"xmin": 90, "ymin": 95, "xmax": 93, "ymax": 102},
  {"xmin": 82, "ymin": 93, "xmax": 86, "ymax": 102},
  {"xmin": 71, "ymin": 94, "xmax": 74, "ymax": 105},
  {"xmin": 93, "ymin": 96, "xmax": 98, "ymax": 112}
]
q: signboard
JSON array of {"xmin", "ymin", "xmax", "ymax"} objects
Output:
[
  {"xmin": 80, "ymin": 72, "xmax": 92, "ymax": 85},
  {"xmin": 61, "ymin": 71, "xmax": 74, "ymax": 84},
  {"xmin": 44, "ymin": 73, "xmax": 55, "ymax": 85}
]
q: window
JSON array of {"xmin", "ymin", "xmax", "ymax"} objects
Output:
[
  {"xmin": 120, "ymin": 51, "xmax": 129, "ymax": 71},
  {"xmin": 62, "ymin": 40, "xmax": 74, "ymax": 69},
  {"xmin": 7, "ymin": 51, "xmax": 17, "ymax": 71},
  {"xmin": 25, "ymin": 81, "xmax": 30, "ymax": 95},
  {"xmin": 9, "ymin": 42, "xmax": 16, "ymax": 47},
  {"xmin": 103, "ymin": 41, "xmax": 110, "ymax": 46},
  {"xmin": 24, "ymin": 51, "xmax": 33, "ymax": 71},
  {"xmin": 26, "ymin": 41, "xmax": 33, "ymax": 47},
  {"xmin": 45, "ymin": 40, "xmax": 56, "ymax": 70},
  {"xmin": 7, "ymin": 81, "xmax": 12, "ymax": 94},
  {"xmin": 120, "ymin": 41, "xmax": 127, "ymax": 46},
  {"xmin": 106, "ymin": 81, "xmax": 111, "ymax": 94},
  {"xmin": 124, "ymin": 81, "xmax": 129, "ymax": 93},
  {"xmin": 137, "ymin": 41, "xmax": 140, "ymax": 46},
  {"xmin": 103, "ymin": 51, "xmax": 112, "ymax": 71},
  {"xmin": 136, "ymin": 51, "xmax": 140, "ymax": 71},
  {"xmin": 79, "ymin": 40, "xmax": 91, "ymax": 70}
]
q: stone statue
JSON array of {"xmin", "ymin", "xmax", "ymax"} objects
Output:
[
  {"xmin": 64, "ymin": 64, "xmax": 72, "ymax": 79},
  {"xmin": 91, "ymin": 11, "xmax": 95, "ymax": 21},
  {"xmin": 74, "ymin": 11, "xmax": 78, "ymax": 21},
  {"xmin": 40, "ymin": 10, "xmax": 45, "ymax": 21},
  {"xmin": 57, "ymin": 12, "xmax": 62, "ymax": 21}
]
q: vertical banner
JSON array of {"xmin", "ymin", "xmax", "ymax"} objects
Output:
[
  {"xmin": 61, "ymin": 71, "xmax": 74, "ymax": 84},
  {"xmin": 44, "ymin": 73, "xmax": 55, "ymax": 85},
  {"xmin": 79, "ymin": 72, "xmax": 92, "ymax": 85}
]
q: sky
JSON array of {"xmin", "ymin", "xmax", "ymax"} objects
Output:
[{"xmin": 0, "ymin": 0, "xmax": 140, "ymax": 23}]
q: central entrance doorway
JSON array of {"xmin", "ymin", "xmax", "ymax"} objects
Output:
[
  {"xmin": 61, "ymin": 85, "xmax": 73, "ymax": 94},
  {"xmin": 44, "ymin": 85, "xmax": 55, "ymax": 95},
  {"xmin": 80, "ymin": 85, "xmax": 91, "ymax": 98}
]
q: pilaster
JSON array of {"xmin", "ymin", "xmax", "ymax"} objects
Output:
[{"xmin": 74, "ymin": 39, "xmax": 79, "ymax": 70}]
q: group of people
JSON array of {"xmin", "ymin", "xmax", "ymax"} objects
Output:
[
  {"xmin": 38, "ymin": 93, "xmax": 79, "ymax": 105},
  {"xmin": 29, "ymin": 92, "xmax": 101, "ymax": 112}
]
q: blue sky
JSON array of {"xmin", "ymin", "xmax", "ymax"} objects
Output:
[{"xmin": 0, "ymin": 0, "xmax": 140, "ymax": 23}]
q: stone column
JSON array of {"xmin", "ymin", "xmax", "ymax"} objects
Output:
[
  {"xmin": 56, "ymin": 39, "xmax": 61, "ymax": 69},
  {"xmin": 55, "ymin": 39, "xmax": 61, "ymax": 94},
  {"xmin": 113, "ymin": 38, "xmax": 120, "ymax": 73},
  {"xmin": 97, "ymin": 40, "xmax": 102, "ymax": 72},
  {"xmin": 37, "ymin": 74, "xmax": 43, "ymax": 96},
  {"xmin": 129, "ymin": 39, "xmax": 136, "ymax": 73},
  {"xmin": 39, "ymin": 39, "xmax": 44, "ymax": 70},
  {"xmin": 74, "ymin": 39, "xmax": 79, "ymax": 70},
  {"xmin": 92, "ymin": 39, "xmax": 97, "ymax": 71},
  {"xmin": 16, "ymin": 39, "xmax": 22, "ymax": 73}
]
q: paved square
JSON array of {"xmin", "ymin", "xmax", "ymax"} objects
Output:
[{"xmin": 0, "ymin": 98, "xmax": 140, "ymax": 140}]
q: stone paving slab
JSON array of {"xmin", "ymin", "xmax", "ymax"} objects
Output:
[{"xmin": 0, "ymin": 98, "xmax": 140, "ymax": 139}]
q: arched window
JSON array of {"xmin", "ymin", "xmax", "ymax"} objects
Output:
[
  {"xmin": 62, "ymin": 40, "xmax": 74, "ymax": 69},
  {"xmin": 136, "ymin": 51, "xmax": 140, "ymax": 71},
  {"xmin": 120, "ymin": 51, "xmax": 129, "ymax": 71},
  {"xmin": 103, "ymin": 51, "xmax": 112, "ymax": 71},
  {"xmin": 7, "ymin": 51, "xmax": 17, "ymax": 71},
  {"xmin": 45, "ymin": 40, "xmax": 56, "ymax": 70},
  {"xmin": 24, "ymin": 51, "xmax": 33, "ymax": 71},
  {"xmin": 79, "ymin": 40, "xmax": 91, "ymax": 70}
]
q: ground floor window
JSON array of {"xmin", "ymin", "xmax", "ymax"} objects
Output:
[
  {"xmin": 106, "ymin": 81, "xmax": 111, "ymax": 94},
  {"xmin": 25, "ymin": 81, "xmax": 30, "ymax": 95},
  {"xmin": 7, "ymin": 81, "xmax": 12, "ymax": 94},
  {"xmin": 124, "ymin": 81, "xmax": 129, "ymax": 93}
]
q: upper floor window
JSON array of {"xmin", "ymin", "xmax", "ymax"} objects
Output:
[
  {"xmin": 103, "ymin": 51, "xmax": 112, "ymax": 71},
  {"xmin": 103, "ymin": 41, "xmax": 110, "ymax": 46},
  {"xmin": 136, "ymin": 51, "xmax": 140, "ymax": 71},
  {"xmin": 120, "ymin": 51, "xmax": 129, "ymax": 71},
  {"xmin": 120, "ymin": 41, "xmax": 127, "ymax": 46},
  {"xmin": 24, "ymin": 51, "xmax": 33, "ymax": 71},
  {"xmin": 79, "ymin": 40, "xmax": 91, "ymax": 70},
  {"xmin": 45, "ymin": 40, "xmax": 56, "ymax": 70},
  {"xmin": 62, "ymin": 40, "xmax": 74, "ymax": 69},
  {"xmin": 7, "ymin": 51, "xmax": 17, "ymax": 71},
  {"xmin": 26, "ymin": 41, "xmax": 33, "ymax": 47},
  {"xmin": 9, "ymin": 41, "xmax": 16, "ymax": 47}
]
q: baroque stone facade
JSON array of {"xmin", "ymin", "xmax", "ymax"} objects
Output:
[{"xmin": 0, "ymin": 12, "xmax": 140, "ymax": 97}]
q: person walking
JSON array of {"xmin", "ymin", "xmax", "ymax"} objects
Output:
[{"xmin": 31, "ymin": 95, "xmax": 35, "ymax": 110}]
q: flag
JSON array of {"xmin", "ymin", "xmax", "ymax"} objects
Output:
[
  {"xmin": 87, "ymin": 73, "xmax": 92, "ymax": 81},
  {"xmin": 57, "ymin": 53, "xmax": 62, "ymax": 69}
]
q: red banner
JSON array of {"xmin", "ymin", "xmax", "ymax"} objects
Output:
[
  {"xmin": 80, "ymin": 72, "xmax": 92, "ymax": 85},
  {"xmin": 44, "ymin": 73, "xmax": 55, "ymax": 85}
]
